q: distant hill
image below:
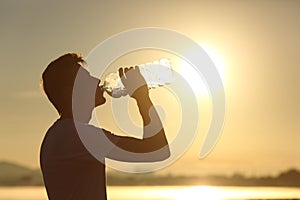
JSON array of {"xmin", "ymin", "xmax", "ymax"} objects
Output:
[
  {"xmin": 0, "ymin": 161, "xmax": 300, "ymax": 187},
  {"xmin": 0, "ymin": 161, "xmax": 43, "ymax": 186}
]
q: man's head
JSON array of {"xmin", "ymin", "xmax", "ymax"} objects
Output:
[{"xmin": 42, "ymin": 53, "xmax": 105, "ymax": 118}]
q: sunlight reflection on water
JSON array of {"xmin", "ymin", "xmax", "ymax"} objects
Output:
[
  {"xmin": 0, "ymin": 186, "xmax": 300, "ymax": 200},
  {"xmin": 107, "ymin": 186, "xmax": 300, "ymax": 200}
]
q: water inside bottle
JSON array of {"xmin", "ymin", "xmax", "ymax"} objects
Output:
[{"xmin": 101, "ymin": 58, "xmax": 173, "ymax": 94}]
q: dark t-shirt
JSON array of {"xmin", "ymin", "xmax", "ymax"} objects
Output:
[
  {"xmin": 40, "ymin": 117, "xmax": 168, "ymax": 199},
  {"xmin": 40, "ymin": 119, "xmax": 111, "ymax": 200}
]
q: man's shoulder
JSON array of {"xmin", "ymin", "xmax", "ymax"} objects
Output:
[{"xmin": 54, "ymin": 118, "xmax": 111, "ymax": 134}]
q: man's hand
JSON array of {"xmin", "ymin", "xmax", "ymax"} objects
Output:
[{"xmin": 119, "ymin": 66, "xmax": 149, "ymax": 100}]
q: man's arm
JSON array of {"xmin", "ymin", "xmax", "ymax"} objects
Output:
[{"xmin": 103, "ymin": 66, "xmax": 170, "ymax": 162}]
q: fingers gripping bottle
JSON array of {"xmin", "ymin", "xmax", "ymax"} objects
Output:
[{"xmin": 100, "ymin": 58, "xmax": 173, "ymax": 97}]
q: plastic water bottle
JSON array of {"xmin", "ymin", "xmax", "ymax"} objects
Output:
[{"xmin": 100, "ymin": 58, "xmax": 173, "ymax": 96}]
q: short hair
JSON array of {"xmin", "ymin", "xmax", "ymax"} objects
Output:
[{"xmin": 42, "ymin": 53, "xmax": 85, "ymax": 114}]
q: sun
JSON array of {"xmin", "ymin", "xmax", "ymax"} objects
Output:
[
  {"xmin": 201, "ymin": 45, "xmax": 226, "ymax": 83},
  {"xmin": 173, "ymin": 45, "xmax": 225, "ymax": 98}
]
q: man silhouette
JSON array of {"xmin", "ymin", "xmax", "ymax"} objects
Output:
[{"xmin": 40, "ymin": 53, "xmax": 170, "ymax": 200}]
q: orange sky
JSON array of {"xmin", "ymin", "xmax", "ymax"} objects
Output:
[{"xmin": 0, "ymin": 0, "xmax": 299, "ymax": 176}]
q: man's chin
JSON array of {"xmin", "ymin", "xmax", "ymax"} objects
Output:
[{"xmin": 96, "ymin": 98, "xmax": 106, "ymax": 107}]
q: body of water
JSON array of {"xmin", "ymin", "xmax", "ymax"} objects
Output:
[{"xmin": 0, "ymin": 186, "xmax": 300, "ymax": 200}]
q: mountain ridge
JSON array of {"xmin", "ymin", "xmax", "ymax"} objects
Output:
[{"xmin": 0, "ymin": 161, "xmax": 299, "ymax": 187}]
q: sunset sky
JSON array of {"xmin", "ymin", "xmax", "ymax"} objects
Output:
[{"xmin": 0, "ymin": 0, "xmax": 299, "ymax": 177}]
